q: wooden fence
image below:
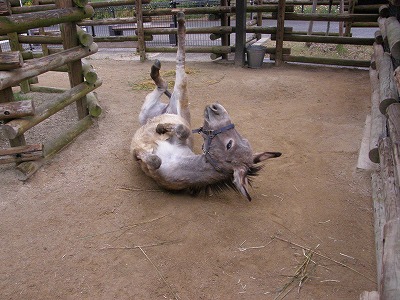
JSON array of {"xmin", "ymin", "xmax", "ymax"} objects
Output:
[
  {"xmin": 0, "ymin": 0, "xmax": 380, "ymax": 67},
  {"xmin": 0, "ymin": 0, "xmax": 102, "ymax": 179},
  {"xmin": 361, "ymin": 8, "xmax": 400, "ymax": 300}
]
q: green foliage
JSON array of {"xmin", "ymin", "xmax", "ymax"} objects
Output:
[
  {"xmin": 22, "ymin": 0, "xmax": 33, "ymax": 6},
  {"xmin": 335, "ymin": 44, "xmax": 347, "ymax": 56}
]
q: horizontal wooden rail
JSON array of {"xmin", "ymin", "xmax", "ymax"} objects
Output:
[
  {"xmin": 145, "ymin": 46, "xmax": 231, "ymax": 54},
  {"xmin": 142, "ymin": 5, "xmax": 294, "ymax": 17},
  {"xmin": 78, "ymin": 17, "xmax": 151, "ymax": 26},
  {"xmin": 0, "ymin": 144, "xmax": 43, "ymax": 165},
  {"xmin": 18, "ymin": 35, "xmax": 63, "ymax": 44},
  {"xmin": 0, "ymin": 43, "xmax": 98, "ymax": 90},
  {"xmin": 263, "ymin": 0, "xmax": 348, "ymax": 4},
  {"xmin": 43, "ymin": 115, "xmax": 93, "ymax": 158},
  {"xmin": 89, "ymin": 0, "xmax": 150, "ymax": 8},
  {"xmin": 280, "ymin": 12, "xmax": 379, "ymax": 22},
  {"xmin": 1, "ymin": 79, "xmax": 102, "ymax": 139},
  {"xmin": 271, "ymin": 34, "xmax": 374, "ymax": 45},
  {"xmin": 11, "ymin": 4, "xmax": 56, "ymax": 14},
  {"xmin": 141, "ymin": 25, "xmax": 293, "ymax": 36},
  {"xmin": 93, "ymin": 35, "xmax": 152, "ymax": 42},
  {"xmin": 0, "ymin": 6, "xmax": 94, "ymax": 35},
  {"xmin": 270, "ymin": 54, "xmax": 371, "ymax": 68}
]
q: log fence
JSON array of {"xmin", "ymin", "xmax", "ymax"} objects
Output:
[
  {"xmin": 0, "ymin": 0, "xmax": 102, "ymax": 179},
  {"xmin": 0, "ymin": 0, "xmax": 381, "ymax": 67},
  {"xmin": 363, "ymin": 6, "xmax": 400, "ymax": 300}
]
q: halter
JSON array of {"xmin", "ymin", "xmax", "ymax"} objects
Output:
[{"xmin": 192, "ymin": 123, "xmax": 235, "ymax": 172}]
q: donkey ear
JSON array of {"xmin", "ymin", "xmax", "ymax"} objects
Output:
[
  {"xmin": 233, "ymin": 168, "xmax": 252, "ymax": 201},
  {"xmin": 253, "ymin": 151, "xmax": 282, "ymax": 164}
]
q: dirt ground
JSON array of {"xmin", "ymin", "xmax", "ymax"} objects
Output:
[{"xmin": 0, "ymin": 54, "xmax": 377, "ymax": 299}]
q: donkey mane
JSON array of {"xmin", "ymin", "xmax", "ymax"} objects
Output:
[{"xmin": 188, "ymin": 164, "xmax": 263, "ymax": 197}]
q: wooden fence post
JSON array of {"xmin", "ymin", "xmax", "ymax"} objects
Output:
[
  {"xmin": 220, "ymin": 0, "xmax": 229, "ymax": 60},
  {"xmin": 275, "ymin": 0, "xmax": 285, "ymax": 66},
  {"xmin": 135, "ymin": 0, "xmax": 145, "ymax": 61},
  {"xmin": 234, "ymin": 0, "xmax": 246, "ymax": 66},
  {"xmin": 56, "ymin": 0, "xmax": 88, "ymax": 119}
]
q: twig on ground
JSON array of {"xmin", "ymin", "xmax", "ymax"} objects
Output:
[
  {"xmin": 100, "ymin": 239, "xmax": 181, "ymax": 250},
  {"xmin": 238, "ymin": 239, "xmax": 275, "ymax": 252},
  {"xmin": 117, "ymin": 186, "xmax": 163, "ymax": 192},
  {"xmin": 272, "ymin": 235, "xmax": 376, "ymax": 284},
  {"xmin": 80, "ymin": 214, "xmax": 170, "ymax": 239},
  {"xmin": 138, "ymin": 246, "xmax": 180, "ymax": 300},
  {"xmin": 274, "ymin": 246, "xmax": 316, "ymax": 300}
]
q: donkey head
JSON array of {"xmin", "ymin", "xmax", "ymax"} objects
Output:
[{"xmin": 198, "ymin": 103, "xmax": 281, "ymax": 201}]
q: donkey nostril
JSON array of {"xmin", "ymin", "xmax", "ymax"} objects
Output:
[{"xmin": 210, "ymin": 104, "xmax": 219, "ymax": 113}]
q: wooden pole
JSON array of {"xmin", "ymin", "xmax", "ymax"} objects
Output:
[
  {"xmin": 369, "ymin": 66, "xmax": 386, "ymax": 163},
  {"xmin": 306, "ymin": 0, "xmax": 317, "ymax": 47},
  {"xmin": 0, "ymin": 44, "xmax": 98, "ymax": 90},
  {"xmin": 0, "ymin": 100, "xmax": 35, "ymax": 120},
  {"xmin": 1, "ymin": 79, "xmax": 102, "ymax": 139},
  {"xmin": 82, "ymin": 60, "xmax": 98, "ymax": 84},
  {"xmin": 385, "ymin": 17, "xmax": 400, "ymax": 60},
  {"xmin": 386, "ymin": 104, "xmax": 400, "ymax": 182},
  {"xmin": 86, "ymin": 91, "xmax": 102, "ymax": 117},
  {"xmin": 381, "ymin": 217, "xmax": 400, "ymax": 300},
  {"xmin": 135, "ymin": 0, "xmax": 145, "ymax": 61},
  {"xmin": 43, "ymin": 114, "xmax": 93, "ymax": 157},
  {"xmin": 275, "ymin": 0, "xmax": 285, "ymax": 66},
  {"xmin": 220, "ymin": 0, "xmax": 230, "ymax": 60},
  {"xmin": 371, "ymin": 171, "xmax": 386, "ymax": 289},
  {"xmin": 0, "ymin": 6, "xmax": 94, "ymax": 35},
  {"xmin": 0, "ymin": 51, "xmax": 23, "ymax": 70},
  {"xmin": 56, "ymin": 0, "xmax": 88, "ymax": 119},
  {"xmin": 271, "ymin": 34, "xmax": 374, "ymax": 45},
  {"xmin": 234, "ymin": 0, "xmax": 246, "ymax": 66},
  {"xmin": 0, "ymin": 144, "xmax": 43, "ymax": 164},
  {"xmin": 7, "ymin": 32, "xmax": 30, "ymax": 93},
  {"xmin": 378, "ymin": 53, "xmax": 399, "ymax": 115}
]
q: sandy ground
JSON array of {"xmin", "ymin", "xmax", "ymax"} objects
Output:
[{"xmin": 0, "ymin": 54, "xmax": 376, "ymax": 299}]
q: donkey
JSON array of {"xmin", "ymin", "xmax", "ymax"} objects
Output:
[{"xmin": 130, "ymin": 12, "xmax": 281, "ymax": 201}]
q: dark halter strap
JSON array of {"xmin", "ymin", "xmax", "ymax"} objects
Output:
[{"xmin": 192, "ymin": 123, "xmax": 235, "ymax": 172}]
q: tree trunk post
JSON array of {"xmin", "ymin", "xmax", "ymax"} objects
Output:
[
  {"xmin": 275, "ymin": 0, "xmax": 286, "ymax": 66},
  {"xmin": 234, "ymin": 0, "xmax": 246, "ymax": 66},
  {"xmin": 56, "ymin": 0, "xmax": 88, "ymax": 119},
  {"xmin": 220, "ymin": 0, "xmax": 230, "ymax": 60},
  {"xmin": 135, "ymin": 0, "xmax": 145, "ymax": 61}
]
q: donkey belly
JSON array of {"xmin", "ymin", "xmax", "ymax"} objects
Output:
[{"xmin": 131, "ymin": 114, "xmax": 193, "ymax": 190}]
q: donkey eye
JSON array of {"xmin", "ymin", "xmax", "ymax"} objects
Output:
[{"xmin": 226, "ymin": 140, "xmax": 233, "ymax": 150}]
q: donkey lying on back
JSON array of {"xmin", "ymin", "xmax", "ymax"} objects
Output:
[{"xmin": 131, "ymin": 12, "xmax": 281, "ymax": 201}]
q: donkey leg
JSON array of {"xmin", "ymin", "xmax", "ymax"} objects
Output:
[
  {"xmin": 156, "ymin": 123, "xmax": 191, "ymax": 141},
  {"xmin": 165, "ymin": 12, "xmax": 191, "ymax": 126},
  {"xmin": 134, "ymin": 149, "xmax": 162, "ymax": 170},
  {"xmin": 138, "ymin": 60, "xmax": 169, "ymax": 125}
]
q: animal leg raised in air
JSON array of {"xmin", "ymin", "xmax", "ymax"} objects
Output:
[{"xmin": 150, "ymin": 59, "xmax": 171, "ymax": 98}]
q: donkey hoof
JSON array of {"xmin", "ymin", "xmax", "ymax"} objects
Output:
[
  {"xmin": 175, "ymin": 124, "xmax": 190, "ymax": 140},
  {"xmin": 153, "ymin": 59, "xmax": 161, "ymax": 69},
  {"xmin": 156, "ymin": 123, "xmax": 168, "ymax": 134},
  {"xmin": 147, "ymin": 154, "xmax": 162, "ymax": 170},
  {"xmin": 150, "ymin": 60, "xmax": 161, "ymax": 81}
]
